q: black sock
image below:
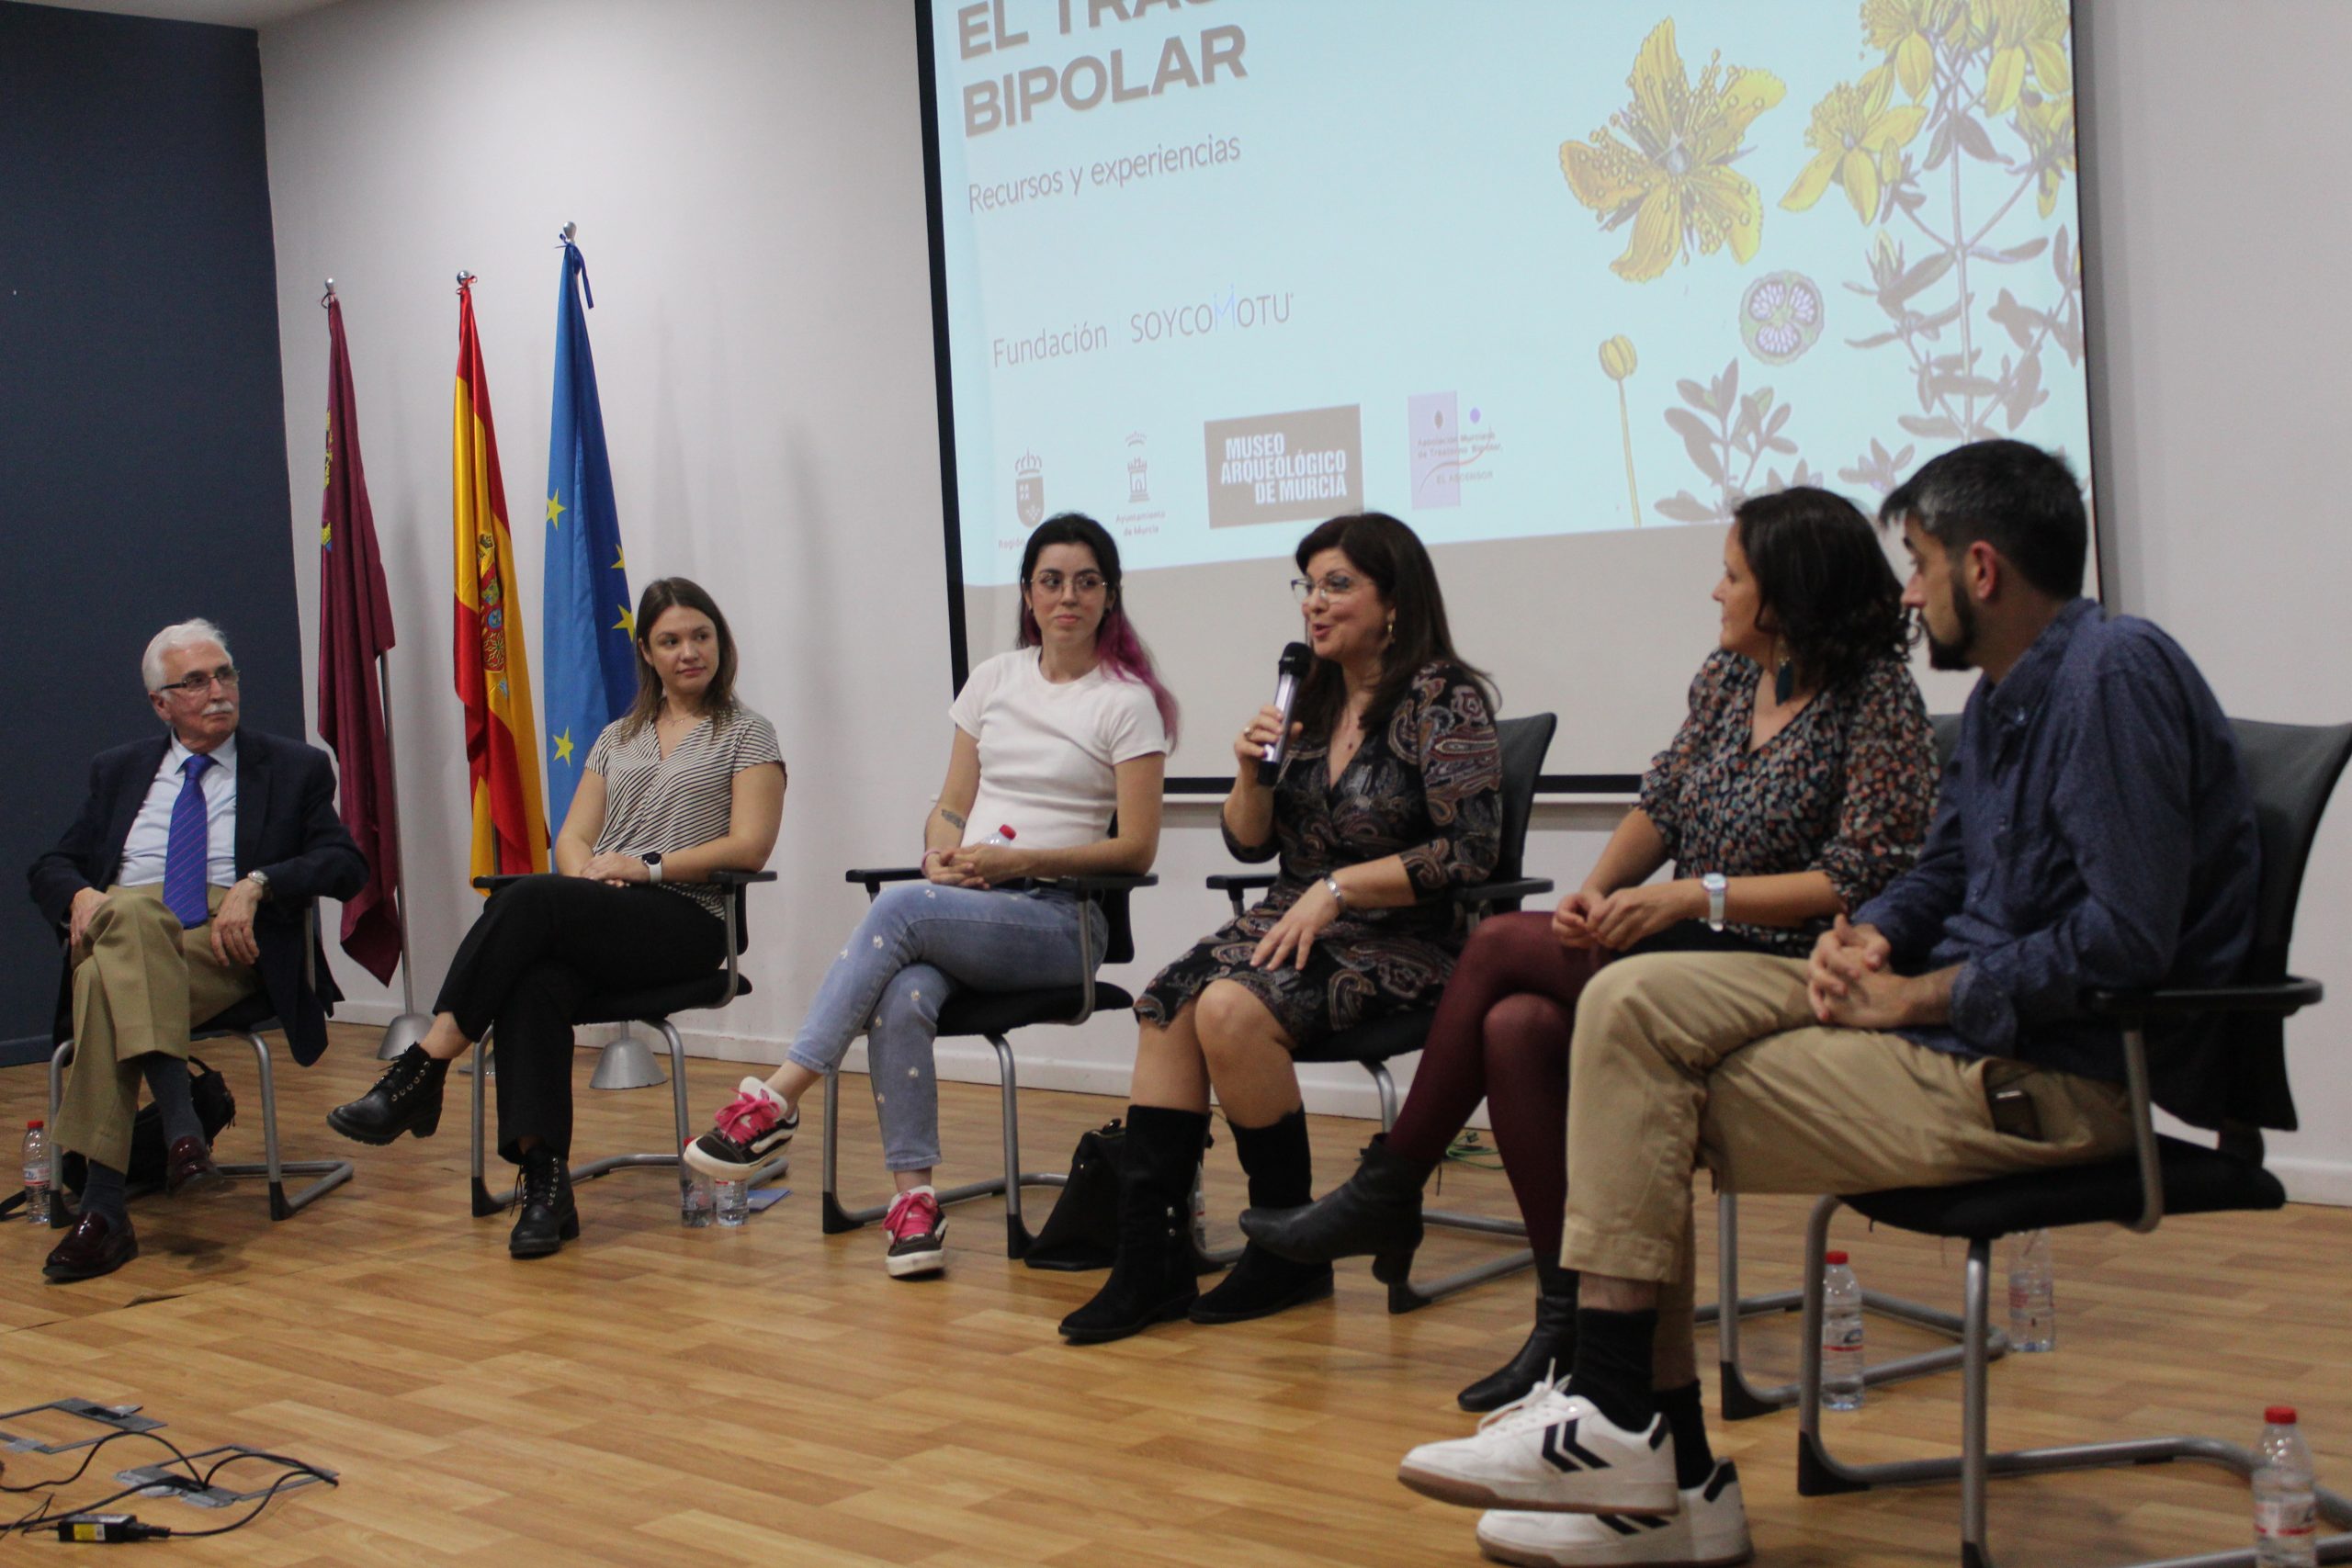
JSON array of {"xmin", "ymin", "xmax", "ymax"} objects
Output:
[
  {"xmin": 1657, "ymin": 1380, "xmax": 1714, "ymax": 1488},
  {"xmin": 83, "ymin": 1162, "xmax": 129, "ymax": 1226},
  {"xmin": 1568, "ymin": 1307, "xmax": 1658, "ymax": 1433},
  {"xmin": 141, "ymin": 1056, "xmax": 202, "ymax": 1149}
]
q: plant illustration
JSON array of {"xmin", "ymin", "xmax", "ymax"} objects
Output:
[
  {"xmin": 1600, "ymin": 335, "xmax": 1642, "ymax": 525},
  {"xmin": 1654, "ymin": 357, "xmax": 1816, "ymax": 525},
  {"xmin": 1781, "ymin": 0, "xmax": 2083, "ymax": 495},
  {"xmin": 1560, "ymin": 18, "xmax": 1785, "ymax": 283}
]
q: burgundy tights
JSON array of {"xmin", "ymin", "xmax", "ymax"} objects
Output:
[{"xmin": 1384, "ymin": 911, "xmax": 1606, "ymax": 1260}]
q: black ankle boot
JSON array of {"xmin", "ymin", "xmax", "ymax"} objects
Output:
[
  {"xmin": 508, "ymin": 1146, "xmax": 578, "ymax": 1258},
  {"xmin": 1457, "ymin": 1254, "xmax": 1578, "ymax": 1412},
  {"xmin": 1060, "ymin": 1106, "xmax": 1208, "ymax": 1343},
  {"xmin": 1237, "ymin": 1132, "xmax": 1430, "ymax": 1280},
  {"xmin": 1191, "ymin": 1109, "xmax": 1333, "ymax": 1325},
  {"xmin": 326, "ymin": 1044, "xmax": 449, "ymax": 1145}
]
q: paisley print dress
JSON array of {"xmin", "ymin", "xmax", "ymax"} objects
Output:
[{"xmin": 1137, "ymin": 662, "xmax": 1503, "ymax": 1050}]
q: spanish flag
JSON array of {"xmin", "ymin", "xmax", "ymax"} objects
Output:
[{"xmin": 452, "ymin": 276, "xmax": 548, "ymax": 883}]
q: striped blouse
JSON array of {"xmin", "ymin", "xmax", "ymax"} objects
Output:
[{"xmin": 584, "ymin": 705, "xmax": 785, "ymax": 922}]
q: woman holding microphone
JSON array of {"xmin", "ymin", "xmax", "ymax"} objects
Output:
[{"xmin": 1060, "ymin": 511, "xmax": 1502, "ymax": 1344}]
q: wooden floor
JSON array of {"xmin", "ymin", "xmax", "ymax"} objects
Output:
[{"xmin": 1, "ymin": 1027, "xmax": 2344, "ymax": 1566}]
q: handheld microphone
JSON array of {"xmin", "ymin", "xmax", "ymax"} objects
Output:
[{"xmin": 1258, "ymin": 641, "xmax": 1312, "ymax": 784}]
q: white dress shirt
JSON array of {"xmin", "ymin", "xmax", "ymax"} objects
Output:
[{"xmin": 117, "ymin": 734, "xmax": 239, "ymax": 889}]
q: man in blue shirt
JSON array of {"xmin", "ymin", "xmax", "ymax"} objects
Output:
[{"xmin": 1392, "ymin": 441, "xmax": 2258, "ymax": 1561}]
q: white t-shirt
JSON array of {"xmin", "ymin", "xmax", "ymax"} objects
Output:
[{"xmin": 949, "ymin": 649, "xmax": 1169, "ymax": 851}]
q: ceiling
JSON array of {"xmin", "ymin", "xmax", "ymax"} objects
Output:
[{"xmin": 17, "ymin": 0, "xmax": 343, "ymax": 28}]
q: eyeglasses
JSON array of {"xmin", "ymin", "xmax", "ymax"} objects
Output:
[
  {"xmin": 156, "ymin": 666, "xmax": 241, "ymax": 697},
  {"xmin": 1028, "ymin": 571, "xmax": 1108, "ymax": 596},
  {"xmin": 1290, "ymin": 572, "xmax": 1363, "ymax": 604}
]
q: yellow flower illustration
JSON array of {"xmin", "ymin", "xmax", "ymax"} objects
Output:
[
  {"xmin": 2015, "ymin": 91, "xmax": 2075, "ymax": 220},
  {"xmin": 1560, "ymin": 18, "xmax": 1785, "ymax": 283},
  {"xmin": 1973, "ymin": 0, "xmax": 2070, "ymax": 116},
  {"xmin": 1781, "ymin": 67, "xmax": 1928, "ymax": 224},
  {"xmin": 1863, "ymin": 0, "xmax": 1967, "ymax": 101}
]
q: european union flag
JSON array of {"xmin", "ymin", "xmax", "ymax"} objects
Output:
[{"xmin": 541, "ymin": 239, "xmax": 634, "ymax": 829}]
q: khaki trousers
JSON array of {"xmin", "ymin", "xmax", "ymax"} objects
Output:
[
  {"xmin": 55, "ymin": 885, "xmax": 257, "ymax": 1171},
  {"xmin": 1561, "ymin": 953, "xmax": 2136, "ymax": 1332}
]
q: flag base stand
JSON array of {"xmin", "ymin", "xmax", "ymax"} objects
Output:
[
  {"xmin": 589, "ymin": 1032, "xmax": 667, "ymax": 1090},
  {"xmin": 377, "ymin": 1012, "xmax": 433, "ymax": 1060}
]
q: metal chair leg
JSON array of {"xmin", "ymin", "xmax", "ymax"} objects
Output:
[
  {"xmin": 820, "ymin": 1032, "xmax": 1063, "ymax": 1255},
  {"xmin": 47, "ymin": 1042, "xmax": 74, "ymax": 1225},
  {"xmin": 1795, "ymin": 1194, "xmax": 2352, "ymax": 1567},
  {"xmin": 210, "ymin": 1031, "xmax": 354, "ymax": 1220},
  {"xmin": 1709, "ymin": 1190, "xmax": 2006, "ymax": 1419},
  {"xmin": 469, "ymin": 1032, "xmax": 499, "ymax": 1216}
]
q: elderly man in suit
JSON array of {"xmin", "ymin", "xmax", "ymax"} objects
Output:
[{"xmin": 27, "ymin": 618, "xmax": 367, "ymax": 1282}]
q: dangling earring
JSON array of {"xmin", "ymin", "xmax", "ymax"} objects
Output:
[
  {"xmin": 1773, "ymin": 646, "xmax": 1796, "ymax": 705},
  {"xmin": 1385, "ymin": 615, "xmax": 1396, "ymax": 644}
]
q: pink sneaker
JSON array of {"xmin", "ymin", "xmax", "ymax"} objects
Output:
[
  {"xmin": 882, "ymin": 1187, "xmax": 946, "ymax": 1278},
  {"xmin": 683, "ymin": 1077, "xmax": 797, "ymax": 1179}
]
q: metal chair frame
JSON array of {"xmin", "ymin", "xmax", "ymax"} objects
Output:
[
  {"xmin": 819, "ymin": 869, "xmax": 1156, "ymax": 1258},
  {"xmin": 464, "ymin": 870, "xmax": 784, "ymax": 1217},
  {"xmin": 46, "ymin": 908, "xmax": 353, "ymax": 1224},
  {"xmin": 1790, "ymin": 717, "xmax": 2352, "ymax": 1567}
]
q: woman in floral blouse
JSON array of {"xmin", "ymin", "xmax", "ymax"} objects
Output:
[
  {"xmin": 1061, "ymin": 513, "xmax": 1503, "ymax": 1344},
  {"xmin": 1241, "ymin": 486, "xmax": 1937, "ymax": 1425}
]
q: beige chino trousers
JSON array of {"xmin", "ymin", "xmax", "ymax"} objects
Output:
[
  {"xmin": 55, "ymin": 885, "xmax": 258, "ymax": 1172},
  {"xmin": 1560, "ymin": 953, "xmax": 2136, "ymax": 1334}
]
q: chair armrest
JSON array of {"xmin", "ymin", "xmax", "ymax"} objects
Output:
[
  {"xmin": 472, "ymin": 874, "xmax": 526, "ymax": 892},
  {"xmin": 1049, "ymin": 873, "xmax": 1159, "ymax": 894},
  {"xmin": 2086, "ymin": 977, "xmax": 2323, "ymax": 1020},
  {"xmin": 1453, "ymin": 877, "xmax": 1555, "ymax": 907},
  {"xmin": 708, "ymin": 870, "xmax": 779, "ymax": 888},
  {"xmin": 1205, "ymin": 874, "xmax": 1277, "ymax": 892},
  {"xmin": 844, "ymin": 866, "xmax": 925, "ymax": 886}
]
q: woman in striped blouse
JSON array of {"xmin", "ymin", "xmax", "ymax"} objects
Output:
[{"xmin": 327, "ymin": 577, "xmax": 786, "ymax": 1259}]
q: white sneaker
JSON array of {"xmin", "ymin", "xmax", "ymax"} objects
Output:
[
  {"xmin": 1398, "ymin": 1381, "xmax": 1679, "ymax": 1516},
  {"xmin": 1476, "ymin": 1461, "xmax": 1752, "ymax": 1566}
]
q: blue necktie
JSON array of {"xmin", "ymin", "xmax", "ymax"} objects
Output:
[{"xmin": 162, "ymin": 753, "xmax": 217, "ymax": 928}]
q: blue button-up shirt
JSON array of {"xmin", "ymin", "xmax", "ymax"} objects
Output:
[{"xmin": 1855, "ymin": 599, "xmax": 2258, "ymax": 1083}]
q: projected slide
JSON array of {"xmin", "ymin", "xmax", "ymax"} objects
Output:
[{"xmin": 928, "ymin": 0, "xmax": 2088, "ymax": 778}]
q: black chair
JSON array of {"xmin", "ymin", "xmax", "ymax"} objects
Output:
[
  {"xmin": 465, "ymin": 870, "xmax": 780, "ymax": 1216},
  {"xmin": 820, "ymin": 867, "xmax": 1156, "ymax": 1258},
  {"xmin": 47, "ymin": 908, "xmax": 355, "ymax": 1223},
  {"xmin": 1708, "ymin": 712, "xmax": 1996, "ymax": 1417},
  {"xmin": 1205, "ymin": 712, "xmax": 1556, "ymax": 1312},
  {"xmin": 1790, "ymin": 718, "xmax": 2352, "ymax": 1568}
]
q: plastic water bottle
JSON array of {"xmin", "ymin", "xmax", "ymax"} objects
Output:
[
  {"xmin": 1821, "ymin": 1249, "xmax": 1866, "ymax": 1410},
  {"xmin": 2007, "ymin": 1229, "xmax": 2055, "ymax": 1352},
  {"xmin": 985, "ymin": 824, "xmax": 1017, "ymax": 847},
  {"xmin": 21, "ymin": 1120, "xmax": 51, "ymax": 1227},
  {"xmin": 716, "ymin": 1179, "xmax": 748, "ymax": 1228},
  {"xmin": 679, "ymin": 1168, "xmax": 715, "ymax": 1228},
  {"xmin": 2254, "ymin": 1406, "xmax": 2318, "ymax": 1567}
]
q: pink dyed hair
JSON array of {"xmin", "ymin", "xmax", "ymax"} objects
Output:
[{"xmin": 1017, "ymin": 513, "xmax": 1181, "ymax": 743}]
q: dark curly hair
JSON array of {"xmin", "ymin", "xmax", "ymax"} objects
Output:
[{"xmin": 1735, "ymin": 487, "xmax": 1912, "ymax": 694}]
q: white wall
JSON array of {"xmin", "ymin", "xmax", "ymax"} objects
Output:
[{"xmin": 260, "ymin": 0, "xmax": 2352, "ymax": 1201}]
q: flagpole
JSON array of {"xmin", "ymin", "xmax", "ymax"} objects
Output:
[{"xmin": 373, "ymin": 648, "xmax": 433, "ymax": 1059}]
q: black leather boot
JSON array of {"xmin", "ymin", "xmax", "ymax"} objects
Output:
[
  {"xmin": 1060, "ymin": 1106, "xmax": 1208, "ymax": 1343},
  {"xmin": 1237, "ymin": 1132, "xmax": 1430, "ymax": 1280},
  {"xmin": 1457, "ymin": 1253, "xmax": 1578, "ymax": 1412},
  {"xmin": 326, "ymin": 1043, "xmax": 450, "ymax": 1145},
  {"xmin": 507, "ymin": 1145, "xmax": 579, "ymax": 1258},
  {"xmin": 1191, "ymin": 1109, "xmax": 1333, "ymax": 1325}
]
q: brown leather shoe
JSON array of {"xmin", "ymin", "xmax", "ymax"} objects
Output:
[
  {"xmin": 164, "ymin": 1134, "xmax": 228, "ymax": 1198},
  {"xmin": 42, "ymin": 1211, "xmax": 139, "ymax": 1282}
]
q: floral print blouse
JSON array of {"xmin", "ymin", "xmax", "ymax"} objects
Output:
[{"xmin": 1638, "ymin": 649, "xmax": 1938, "ymax": 955}]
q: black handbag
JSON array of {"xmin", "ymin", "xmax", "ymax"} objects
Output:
[
  {"xmin": 1023, "ymin": 1116, "xmax": 1226, "ymax": 1274},
  {"xmin": 59, "ymin": 1056, "xmax": 238, "ymax": 1195},
  {"xmin": 1023, "ymin": 1117, "xmax": 1128, "ymax": 1270}
]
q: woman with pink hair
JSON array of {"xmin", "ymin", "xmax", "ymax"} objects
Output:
[{"xmin": 684, "ymin": 513, "xmax": 1177, "ymax": 1280}]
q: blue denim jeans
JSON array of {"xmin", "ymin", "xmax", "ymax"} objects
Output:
[{"xmin": 787, "ymin": 881, "xmax": 1107, "ymax": 1171}]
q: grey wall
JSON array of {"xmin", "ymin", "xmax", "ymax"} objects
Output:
[{"xmin": 0, "ymin": 4, "xmax": 298, "ymax": 1066}]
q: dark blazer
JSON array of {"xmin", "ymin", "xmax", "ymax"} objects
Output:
[{"xmin": 28, "ymin": 728, "xmax": 369, "ymax": 1065}]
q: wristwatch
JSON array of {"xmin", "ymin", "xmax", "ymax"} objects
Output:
[
  {"xmin": 642, "ymin": 852, "xmax": 664, "ymax": 885},
  {"xmin": 243, "ymin": 869, "xmax": 271, "ymax": 900},
  {"xmin": 1322, "ymin": 874, "xmax": 1348, "ymax": 910},
  {"xmin": 1702, "ymin": 872, "xmax": 1727, "ymax": 932}
]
